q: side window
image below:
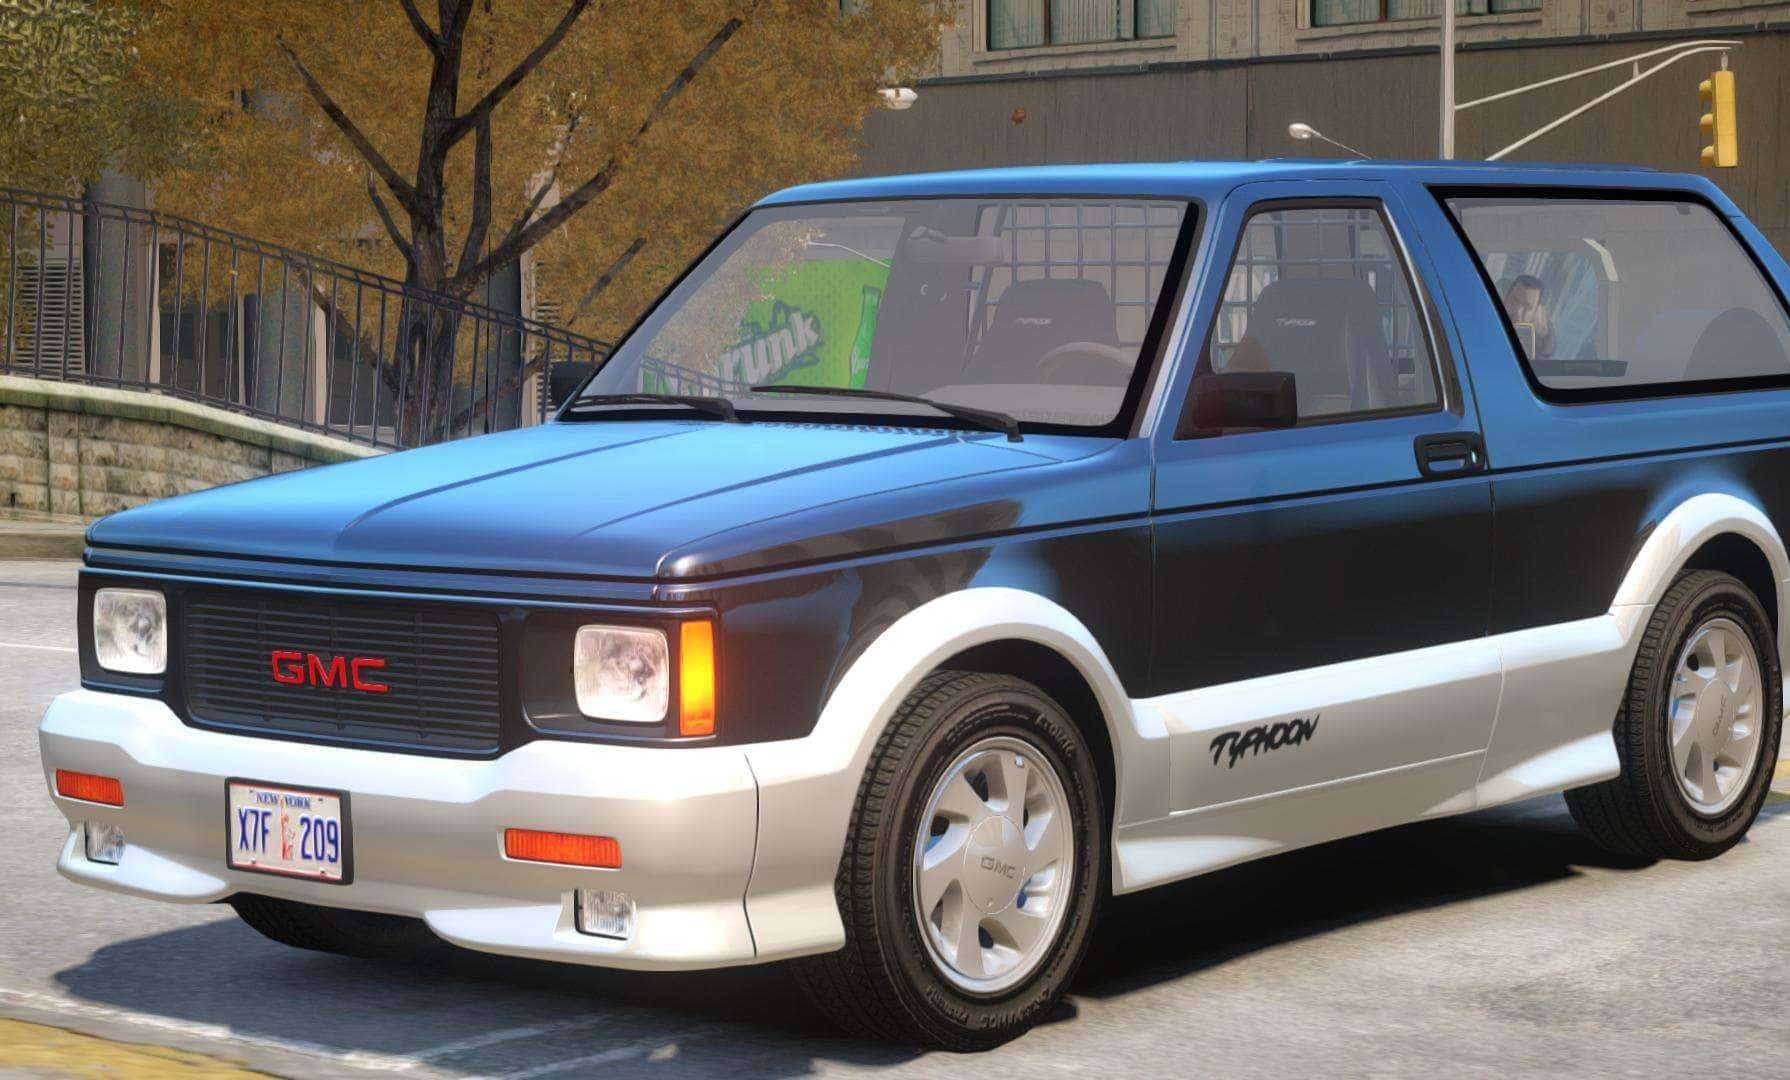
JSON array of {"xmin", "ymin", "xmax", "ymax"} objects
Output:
[
  {"xmin": 1181, "ymin": 204, "xmax": 1441, "ymax": 436},
  {"xmin": 1446, "ymin": 195, "xmax": 1790, "ymax": 392}
]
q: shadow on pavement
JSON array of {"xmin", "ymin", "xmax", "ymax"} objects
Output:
[
  {"xmin": 52, "ymin": 792, "xmax": 1777, "ymax": 1074},
  {"xmin": 1072, "ymin": 794, "xmax": 1655, "ymax": 1000}
]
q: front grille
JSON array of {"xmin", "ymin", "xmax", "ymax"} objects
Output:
[{"xmin": 183, "ymin": 588, "xmax": 503, "ymax": 754}]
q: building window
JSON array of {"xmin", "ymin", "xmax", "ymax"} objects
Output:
[
  {"xmin": 1311, "ymin": 0, "xmax": 1539, "ymax": 28},
  {"xmin": 988, "ymin": 1, "xmax": 1176, "ymax": 50}
]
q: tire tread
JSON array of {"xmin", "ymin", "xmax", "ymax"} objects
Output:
[
  {"xmin": 1566, "ymin": 569, "xmax": 1781, "ymax": 860},
  {"xmin": 793, "ymin": 670, "xmax": 1100, "ymax": 1050}
]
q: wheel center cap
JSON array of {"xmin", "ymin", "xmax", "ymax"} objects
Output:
[
  {"xmin": 963, "ymin": 816, "xmax": 1027, "ymax": 915},
  {"xmin": 1710, "ymin": 688, "xmax": 1734, "ymax": 753}
]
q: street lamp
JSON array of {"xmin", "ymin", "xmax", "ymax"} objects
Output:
[{"xmin": 1287, "ymin": 122, "xmax": 1369, "ymax": 159}]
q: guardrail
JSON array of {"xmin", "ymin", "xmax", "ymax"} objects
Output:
[{"xmin": 0, "ymin": 187, "xmax": 610, "ymax": 450}]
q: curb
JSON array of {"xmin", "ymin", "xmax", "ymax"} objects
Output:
[
  {"xmin": 0, "ymin": 374, "xmax": 383, "ymax": 465},
  {"xmin": 0, "ymin": 522, "xmax": 86, "ymax": 560}
]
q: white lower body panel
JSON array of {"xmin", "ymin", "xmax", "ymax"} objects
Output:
[{"xmin": 1113, "ymin": 608, "xmax": 1660, "ymax": 894}]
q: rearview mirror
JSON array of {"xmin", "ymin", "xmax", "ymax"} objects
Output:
[{"xmin": 1180, "ymin": 371, "xmax": 1298, "ymax": 437}]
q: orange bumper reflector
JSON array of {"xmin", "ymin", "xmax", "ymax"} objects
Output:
[
  {"xmin": 679, "ymin": 620, "xmax": 716, "ymax": 737},
  {"xmin": 504, "ymin": 828, "xmax": 621, "ymax": 869},
  {"xmin": 56, "ymin": 770, "xmax": 123, "ymax": 806}
]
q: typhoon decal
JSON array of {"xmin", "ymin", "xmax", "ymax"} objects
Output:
[{"xmin": 1209, "ymin": 714, "xmax": 1320, "ymax": 769}]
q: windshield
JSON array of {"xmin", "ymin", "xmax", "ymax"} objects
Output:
[{"xmin": 581, "ymin": 197, "xmax": 1192, "ymax": 432}]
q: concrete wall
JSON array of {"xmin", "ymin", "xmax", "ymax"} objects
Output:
[
  {"xmin": 0, "ymin": 377, "xmax": 379, "ymax": 522},
  {"xmin": 864, "ymin": 27, "xmax": 1790, "ymax": 254}
]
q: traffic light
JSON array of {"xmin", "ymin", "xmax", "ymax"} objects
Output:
[{"xmin": 1699, "ymin": 69, "xmax": 1737, "ymax": 168}]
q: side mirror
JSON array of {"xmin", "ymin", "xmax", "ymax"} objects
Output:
[{"xmin": 1181, "ymin": 371, "xmax": 1298, "ymax": 437}]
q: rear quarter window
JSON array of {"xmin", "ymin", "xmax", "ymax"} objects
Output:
[{"xmin": 1444, "ymin": 195, "xmax": 1790, "ymax": 395}]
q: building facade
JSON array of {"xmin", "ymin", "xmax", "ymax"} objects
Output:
[{"xmin": 860, "ymin": 0, "xmax": 1790, "ymax": 251}]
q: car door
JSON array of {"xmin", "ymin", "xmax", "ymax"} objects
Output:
[{"xmin": 1147, "ymin": 180, "xmax": 1499, "ymax": 818}]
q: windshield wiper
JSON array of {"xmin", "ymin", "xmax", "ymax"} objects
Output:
[
  {"xmin": 564, "ymin": 393, "xmax": 739, "ymax": 423},
  {"xmin": 748, "ymin": 384, "xmax": 1022, "ymax": 442}
]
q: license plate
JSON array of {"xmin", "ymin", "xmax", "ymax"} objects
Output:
[{"xmin": 225, "ymin": 780, "xmax": 352, "ymax": 884}]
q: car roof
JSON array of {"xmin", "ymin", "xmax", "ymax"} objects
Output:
[{"xmin": 756, "ymin": 158, "xmax": 1731, "ymax": 209}]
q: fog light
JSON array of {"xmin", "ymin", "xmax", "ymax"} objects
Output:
[
  {"xmin": 575, "ymin": 888, "xmax": 635, "ymax": 940},
  {"xmin": 84, "ymin": 822, "xmax": 125, "ymax": 865}
]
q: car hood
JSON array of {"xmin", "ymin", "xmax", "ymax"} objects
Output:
[{"xmin": 86, "ymin": 420, "xmax": 1142, "ymax": 580}]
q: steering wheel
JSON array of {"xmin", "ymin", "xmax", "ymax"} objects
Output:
[{"xmin": 1037, "ymin": 340, "xmax": 1132, "ymax": 381}]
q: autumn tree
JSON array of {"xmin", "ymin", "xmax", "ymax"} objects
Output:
[
  {"xmin": 109, "ymin": 0, "xmax": 944, "ymax": 439},
  {"xmin": 0, "ymin": 0, "xmax": 193, "ymax": 192}
]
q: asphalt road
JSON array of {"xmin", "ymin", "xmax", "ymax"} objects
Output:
[{"xmin": 2, "ymin": 559, "xmax": 1787, "ymax": 1079}]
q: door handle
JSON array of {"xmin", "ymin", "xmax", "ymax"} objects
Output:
[{"xmin": 1414, "ymin": 431, "xmax": 1486, "ymax": 477}]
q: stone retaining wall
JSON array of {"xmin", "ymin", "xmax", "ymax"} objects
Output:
[{"xmin": 0, "ymin": 376, "xmax": 381, "ymax": 521}]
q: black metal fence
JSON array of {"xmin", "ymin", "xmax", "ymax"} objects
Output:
[{"xmin": 0, "ymin": 187, "xmax": 610, "ymax": 450}]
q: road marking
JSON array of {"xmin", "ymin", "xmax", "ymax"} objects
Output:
[
  {"xmin": 0, "ymin": 641, "xmax": 75, "ymax": 652},
  {"xmin": 0, "ymin": 1017, "xmax": 274, "ymax": 1079},
  {"xmin": 489, "ymin": 1027, "xmax": 720, "ymax": 1080},
  {"xmin": 0, "ymin": 987, "xmax": 423, "ymax": 1073},
  {"xmin": 408, "ymin": 1015, "xmax": 617, "ymax": 1062}
]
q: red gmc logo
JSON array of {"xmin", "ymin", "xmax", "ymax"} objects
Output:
[{"xmin": 270, "ymin": 651, "xmax": 389, "ymax": 694}]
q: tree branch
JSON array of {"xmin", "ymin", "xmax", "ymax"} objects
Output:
[
  {"xmin": 566, "ymin": 236, "xmax": 645, "ymax": 328},
  {"xmin": 276, "ymin": 38, "xmax": 419, "ymax": 213},
  {"xmin": 367, "ymin": 173, "xmax": 413, "ymax": 261},
  {"xmin": 440, "ymin": 0, "xmax": 477, "ymax": 49},
  {"xmin": 397, "ymin": 0, "xmax": 443, "ymax": 56},
  {"xmin": 454, "ymin": 13, "xmax": 747, "ymax": 291},
  {"xmin": 439, "ymin": 0, "xmax": 594, "ymax": 150},
  {"xmin": 492, "ymin": 168, "xmax": 560, "ymax": 261},
  {"xmin": 455, "ymin": 115, "xmax": 494, "ymax": 279}
]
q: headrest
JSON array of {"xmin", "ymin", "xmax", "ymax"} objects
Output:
[
  {"xmin": 1249, "ymin": 277, "xmax": 1381, "ymax": 335},
  {"xmin": 990, "ymin": 277, "xmax": 1122, "ymax": 343}
]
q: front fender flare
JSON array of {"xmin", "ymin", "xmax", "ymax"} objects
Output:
[{"xmin": 739, "ymin": 586, "xmax": 1155, "ymax": 962}]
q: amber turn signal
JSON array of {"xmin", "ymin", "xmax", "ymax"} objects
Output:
[
  {"xmin": 503, "ymin": 828, "xmax": 621, "ymax": 868},
  {"xmin": 679, "ymin": 620, "xmax": 716, "ymax": 737},
  {"xmin": 55, "ymin": 770, "xmax": 124, "ymax": 807}
]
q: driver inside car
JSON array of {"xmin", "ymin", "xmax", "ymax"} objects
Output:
[{"xmin": 1502, "ymin": 273, "xmax": 1556, "ymax": 360}]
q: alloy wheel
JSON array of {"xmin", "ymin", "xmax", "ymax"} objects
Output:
[
  {"xmin": 1667, "ymin": 615, "xmax": 1765, "ymax": 816},
  {"xmin": 911, "ymin": 735, "xmax": 1075, "ymax": 995}
]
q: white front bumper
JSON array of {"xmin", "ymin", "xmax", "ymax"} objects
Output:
[{"xmin": 39, "ymin": 689, "xmax": 772, "ymax": 970}]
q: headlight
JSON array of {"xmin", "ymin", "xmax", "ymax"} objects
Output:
[
  {"xmin": 573, "ymin": 625, "xmax": 668, "ymax": 723},
  {"xmin": 92, "ymin": 588, "xmax": 166, "ymax": 675}
]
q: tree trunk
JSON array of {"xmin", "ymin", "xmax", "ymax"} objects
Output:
[{"xmin": 395, "ymin": 296, "xmax": 463, "ymax": 446}]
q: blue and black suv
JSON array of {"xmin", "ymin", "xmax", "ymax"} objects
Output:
[{"xmin": 43, "ymin": 160, "xmax": 1790, "ymax": 1049}]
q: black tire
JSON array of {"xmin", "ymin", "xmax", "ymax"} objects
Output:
[
  {"xmin": 229, "ymin": 894, "xmax": 448, "ymax": 963},
  {"xmin": 1566, "ymin": 569, "xmax": 1783, "ymax": 860},
  {"xmin": 793, "ymin": 670, "xmax": 1106, "ymax": 1051}
]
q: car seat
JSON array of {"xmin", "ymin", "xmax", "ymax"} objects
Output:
[
  {"xmin": 1235, "ymin": 277, "xmax": 1396, "ymax": 417},
  {"xmin": 970, "ymin": 277, "xmax": 1122, "ymax": 383}
]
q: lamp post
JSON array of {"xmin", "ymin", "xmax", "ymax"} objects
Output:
[
  {"xmin": 1440, "ymin": 1, "xmax": 1456, "ymax": 159},
  {"xmin": 1287, "ymin": 122, "xmax": 1370, "ymax": 159}
]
